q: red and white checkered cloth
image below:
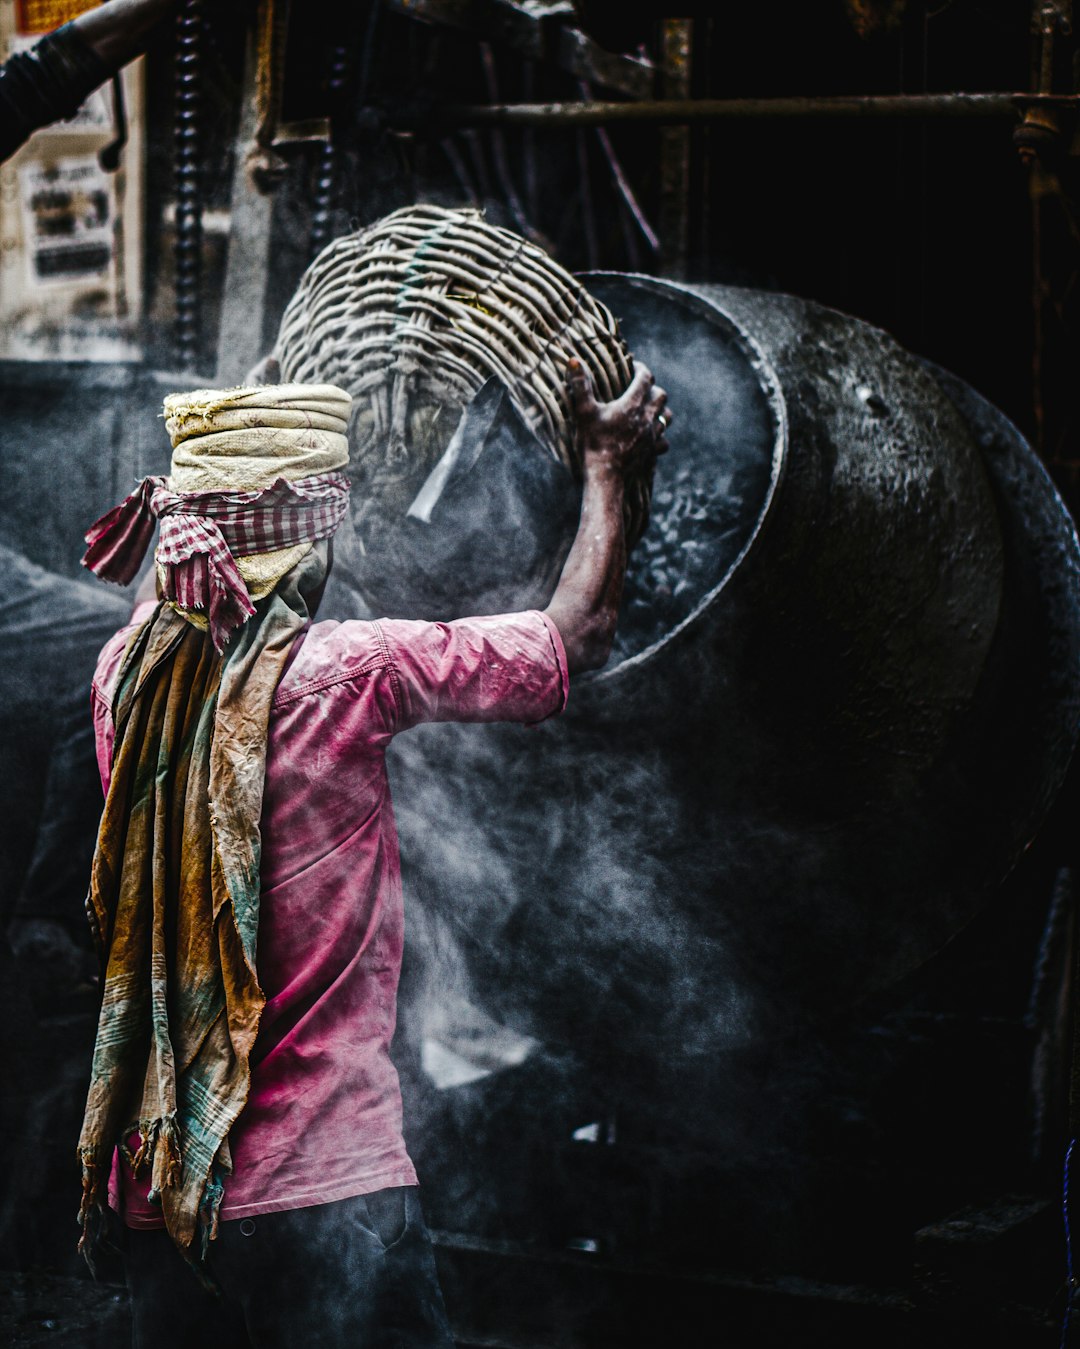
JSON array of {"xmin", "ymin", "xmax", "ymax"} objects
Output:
[{"xmin": 83, "ymin": 472, "xmax": 351, "ymax": 652}]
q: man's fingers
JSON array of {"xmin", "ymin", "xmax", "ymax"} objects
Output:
[
  {"xmin": 567, "ymin": 357, "xmax": 598, "ymax": 418},
  {"xmin": 576, "ymin": 356, "xmax": 673, "ymax": 475},
  {"xmin": 622, "ymin": 362, "xmax": 654, "ymax": 409},
  {"xmin": 647, "ymin": 385, "xmax": 673, "ymax": 442}
]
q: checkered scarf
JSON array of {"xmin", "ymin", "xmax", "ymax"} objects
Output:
[{"xmin": 83, "ymin": 473, "xmax": 351, "ymax": 653}]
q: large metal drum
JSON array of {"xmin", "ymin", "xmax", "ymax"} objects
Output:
[
  {"xmin": 2, "ymin": 285, "xmax": 1078, "ymax": 1069},
  {"xmin": 383, "ymin": 276, "xmax": 1080, "ymax": 1062}
]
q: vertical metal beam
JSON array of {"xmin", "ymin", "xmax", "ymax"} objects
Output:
[
  {"xmin": 174, "ymin": 0, "xmax": 204, "ymax": 372},
  {"xmin": 215, "ymin": 30, "xmax": 277, "ymax": 384},
  {"xmin": 658, "ymin": 18, "xmax": 692, "ymax": 278}
]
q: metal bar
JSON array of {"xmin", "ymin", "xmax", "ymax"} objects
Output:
[
  {"xmin": 437, "ymin": 92, "xmax": 1080, "ymax": 127},
  {"xmin": 658, "ymin": 18, "xmax": 692, "ymax": 279},
  {"xmin": 216, "ymin": 28, "xmax": 276, "ymax": 384}
]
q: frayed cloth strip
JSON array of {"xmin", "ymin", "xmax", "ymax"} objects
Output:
[
  {"xmin": 77, "ymin": 552, "xmax": 323, "ymax": 1272},
  {"xmin": 82, "ymin": 473, "xmax": 349, "ymax": 652}
]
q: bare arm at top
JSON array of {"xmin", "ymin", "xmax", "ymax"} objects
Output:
[
  {"xmin": 72, "ymin": 0, "xmax": 175, "ymax": 68},
  {"xmin": 0, "ymin": 0, "xmax": 176, "ymax": 163},
  {"xmin": 544, "ymin": 359, "xmax": 670, "ymax": 675}
]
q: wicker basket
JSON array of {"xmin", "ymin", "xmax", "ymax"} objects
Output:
[{"xmin": 273, "ymin": 204, "xmax": 650, "ymax": 544}]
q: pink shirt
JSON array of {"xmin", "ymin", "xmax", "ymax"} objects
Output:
[{"xmin": 94, "ymin": 602, "xmax": 568, "ymax": 1226}]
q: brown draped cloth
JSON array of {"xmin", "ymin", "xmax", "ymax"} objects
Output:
[{"xmin": 77, "ymin": 547, "xmax": 327, "ymax": 1274}]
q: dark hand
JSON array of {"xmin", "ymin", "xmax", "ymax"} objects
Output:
[
  {"xmin": 547, "ymin": 358, "xmax": 670, "ymax": 672},
  {"xmin": 568, "ymin": 358, "xmax": 672, "ymax": 479}
]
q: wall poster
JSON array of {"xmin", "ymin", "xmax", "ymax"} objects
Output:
[{"xmin": 0, "ymin": 0, "xmax": 145, "ymax": 361}]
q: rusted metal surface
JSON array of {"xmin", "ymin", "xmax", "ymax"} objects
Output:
[
  {"xmin": 925, "ymin": 361, "xmax": 1080, "ymax": 875},
  {"xmin": 1032, "ymin": 0, "xmax": 1073, "ymax": 88},
  {"xmin": 253, "ymin": 0, "xmax": 330, "ymax": 151},
  {"xmin": 1015, "ymin": 0, "xmax": 1073, "ymax": 164}
]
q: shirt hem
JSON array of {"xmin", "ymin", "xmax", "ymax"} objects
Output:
[
  {"xmin": 109, "ymin": 1162, "xmax": 419, "ymax": 1229},
  {"xmin": 219, "ymin": 1164, "xmax": 419, "ymax": 1220}
]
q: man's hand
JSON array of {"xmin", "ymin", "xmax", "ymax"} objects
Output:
[
  {"xmin": 544, "ymin": 358, "xmax": 672, "ymax": 675},
  {"xmin": 569, "ymin": 358, "xmax": 671, "ymax": 480}
]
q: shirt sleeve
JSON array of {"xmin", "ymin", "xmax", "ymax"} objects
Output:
[
  {"xmin": 90, "ymin": 681, "xmax": 114, "ymax": 796},
  {"xmin": 374, "ymin": 609, "xmax": 569, "ymax": 732}
]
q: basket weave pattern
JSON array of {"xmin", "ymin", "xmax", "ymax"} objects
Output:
[{"xmin": 273, "ymin": 204, "xmax": 650, "ymax": 542}]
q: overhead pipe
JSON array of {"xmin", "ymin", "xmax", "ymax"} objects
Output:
[{"xmin": 433, "ymin": 91, "xmax": 1080, "ymax": 128}]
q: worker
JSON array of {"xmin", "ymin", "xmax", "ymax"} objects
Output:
[{"xmin": 76, "ymin": 361, "xmax": 670, "ymax": 1347}]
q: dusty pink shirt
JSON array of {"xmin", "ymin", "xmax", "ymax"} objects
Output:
[{"xmin": 94, "ymin": 601, "xmax": 568, "ymax": 1226}]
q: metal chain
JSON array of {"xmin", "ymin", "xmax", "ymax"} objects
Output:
[
  {"xmin": 309, "ymin": 44, "xmax": 350, "ymax": 261},
  {"xmin": 174, "ymin": 0, "xmax": 204, "ymax": 371}
]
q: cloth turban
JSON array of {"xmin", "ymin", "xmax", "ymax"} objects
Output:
[{"xmin": 83, "ymin": 383, "xmax": 353, "ymax": 651}]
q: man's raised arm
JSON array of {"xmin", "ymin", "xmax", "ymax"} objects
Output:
[{"xmin": 544, "ymin": 359, "xmax": 671, "ymax": 675}]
